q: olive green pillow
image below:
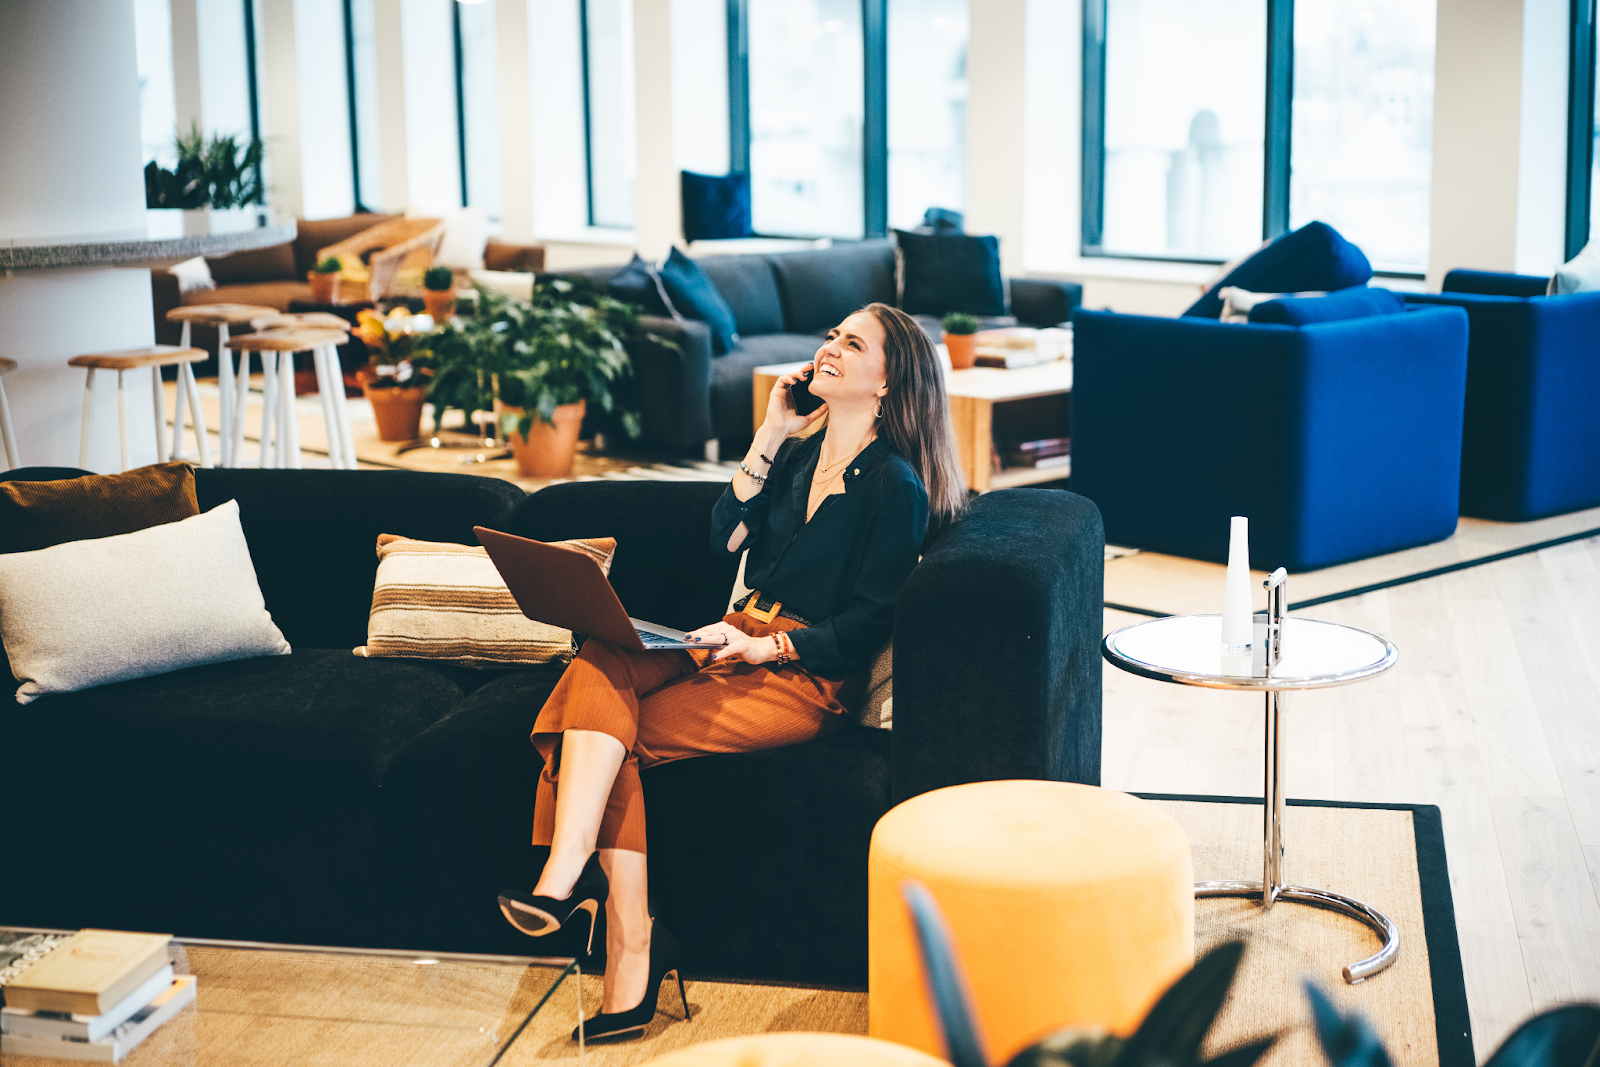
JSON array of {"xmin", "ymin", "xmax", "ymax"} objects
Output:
[{"xmin": 0, "ymin": 462, "xmax": 199, "ymax": 554}]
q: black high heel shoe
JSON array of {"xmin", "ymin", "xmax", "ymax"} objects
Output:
[
  {"xmin": 572, "ymin": 923, "xmax": 690, "ymax": 1041},
  {"xmin": 498, "ymin": 853, "xmax": 608, "ymax": 954}
]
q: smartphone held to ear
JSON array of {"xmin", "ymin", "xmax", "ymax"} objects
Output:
[{"xmin": 789, "ymin": 366, "xmax": 825, "ymax": 416}]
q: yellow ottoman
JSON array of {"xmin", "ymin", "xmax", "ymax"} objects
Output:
[
  {"xmin": 869, "ymin": 781, "xmax": 1193, "ymax": 1062},
  {"xmin": 638, "ymin": 1033, "xmax": 951, "ymax": 1066}
]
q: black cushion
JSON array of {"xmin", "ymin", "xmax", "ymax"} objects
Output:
[
  {"xmin": 770, "ymin": 241, "xmax": 897, "ymax": 334},
  {"xmin": 697, "ymin": 255, "xmax": 787, "ymax": 336},
  {"xmin": 713, "ymin": 334, "xmax": 822, "ymax": 442},
  {"xmin": 681, "ymin": 171, "xmax": 753, "ymax": 243},
  {"xmin": 659, "ymin": 247, "xmax": 739, "ymax": 354},
  {"xmin": 607, "ymin": 254, "xmax": 675, "ymax": 316},
  {"xmin": 506, "ymin": 479, "xmax": 739, "ymax": 633},
  {"xmin": 893, "ymin": 230, "xmax": 1008, "ymax": 317},
  {"xmin": 193, "ymin": 469, "xmax": 525, "ymax": 652},
  {"xmin": 5, "ymin": 650, "xmax": 464, "ymax": 946}
]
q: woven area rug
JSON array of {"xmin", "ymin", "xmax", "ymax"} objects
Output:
[{"xmin": 487, "ymin": 797, "xmax": 1469, "ymax": 1066}]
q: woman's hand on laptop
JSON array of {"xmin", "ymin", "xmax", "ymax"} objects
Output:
[{"xmin": 684, "ymin": 622, "xmax": 775, "ymax": 664}]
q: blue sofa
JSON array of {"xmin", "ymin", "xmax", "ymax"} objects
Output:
[
  {"xmin": 1407, "ymin": 270, "xmax": 1600, "ymax": 521},
  {"xmin": 1070, "ymin": 303, "xmax": 1470, "ymax": 570}
]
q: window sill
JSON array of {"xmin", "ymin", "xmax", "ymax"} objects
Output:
[
  {"xmin": 536, "ymin": 226, "xmax": 637, "ymax": 247},
  {"xmin": 1024, "ymin": 257, "xmax": 1220, "ymax": 286}
]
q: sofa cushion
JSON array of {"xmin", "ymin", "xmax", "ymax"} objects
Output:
[
  {"xmin": 0, "ymin": 461, "xmax": 197, "ymax": 554},
  {"xmin": 659, "ymin": 247, "xmax": 740, "ymax": 354},
  {"xmin": 1184, "ymin": 221, "xmax": 1372, "ymax": 319},
  {"xmin": 1248, "ymin": 285, "xmax": 1405, "ymax": 326},
  {"xmin": 1550, "ymin": 239, "xmax": 1600, "ymax": 295},
  {"xmin": 5, "ymin": 649, "xmax": 465, "ymax": 945},
  {"xmin": 608, "ymin": 255, "xmax": 676, "ymax": 316},
  {"xmin": 714, "ymin": 333, "xmax": 822, "ymax": 442},
  {"xmin": 293, "ymin": 213, "xmax": 401, "ymax": 277},
  {"xmin": 681, "ymin": 170, "xmax": 753, "ymax": 243},
  {"xmin": 1440, "ymin": 269, "xmax": 1550, "ymax": 298},
  {"xmin": 770, "ymin": 240, "xmax": 897, "ymax": 334},
  {"xmin": 697, "ymin": 255, "xmax": 787, "ymax": 337},
  {"xmin": 0, "ymin": 500, "xmax": 290, "ymax": 704},
  {"xmin": 205, "ymin": 241, "xmax": 298, "ymax": 284},
  {"xmin": 893, "ymin": 230, "xmax": 1008, "ymax": 317},
  {"xmin": 193, "ymin": 469, "xmax": 526, "ymax": 652}
]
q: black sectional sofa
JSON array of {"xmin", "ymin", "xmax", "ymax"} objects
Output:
[
  {"xmin": 546, "ymin": 239, "xmax": 1084, "ymax": 455},
  {"xmin": 1, "ymin": 467, "xmax": 1103, "ymax": 985}
]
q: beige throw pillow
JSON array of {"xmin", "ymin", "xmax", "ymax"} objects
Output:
[
  {"xmin": 0, "ymin": 500, "xmax": 290, "ymax": 704},
  {"xmin": 355, "ymin": 534, "xmax": 617, "ymax": 667}
]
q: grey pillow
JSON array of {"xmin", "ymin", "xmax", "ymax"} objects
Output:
[
  {"xmin": 0, "ymin": 500, "xmax": 290, "ymax": 704},
  {"xmin": 1549, "ymin": 240, "xmax": 1600, "ymax": 295}
]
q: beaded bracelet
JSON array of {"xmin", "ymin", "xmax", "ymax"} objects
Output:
[
  {"xmin": 773, "ymin": 633, "xmax": 791, "ymax": 666},
  {"xmin": 739, "ymin": 460, "xmax": 767, "ymax": 483}
]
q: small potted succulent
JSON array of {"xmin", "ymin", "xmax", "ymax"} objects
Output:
[
  {"xmin": 942, "ymin": 312, "xmax": 980, "ymax": 370},
  {"xmin": 354, "ymin": 307, "xmax": 436, "ymax": 442},
  {"xmin": 422, "ymin": 265, "xmax": 456, "ymax": 322},
  {"xmin": 309, "ymin": 256, "xmax": 342, "ymax": 304}
]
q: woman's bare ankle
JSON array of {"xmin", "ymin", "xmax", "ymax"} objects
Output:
[{"xmin": 532, "ymin": 850, "xmax": 587, "ymax": 898}]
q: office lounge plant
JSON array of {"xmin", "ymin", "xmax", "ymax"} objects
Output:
[
  {"xmin": 143, "ymin": 123, "xmax": 266, "ymax": 234},
  {"xmin": 354, "ymin": 308, "xmax": 437, "ymax": 442},
  {"xmin": 943, "ymin": 312, "xmax": 980, "ymax": 369},
  {"xmin": 423, "ymin": 266, "xmax": 457, "ymax": 322}
]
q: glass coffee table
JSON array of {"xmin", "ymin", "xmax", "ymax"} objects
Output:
[
  {"xmin": 0, "ymin": 929, "xmax": 584, "ymax": 1066},
  {"xmin": 1102, "ymin": 569, "xmax": 1401, "ymax": 983}
]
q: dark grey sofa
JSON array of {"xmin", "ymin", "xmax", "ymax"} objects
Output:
[{"xmin": 546, "ymin": 239, "xmax": 1083, "ymax": 456}]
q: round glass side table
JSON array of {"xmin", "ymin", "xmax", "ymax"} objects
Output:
[{"xmin": 1102, "ymin": 571, "xmax": 1400, "ymax": 983}]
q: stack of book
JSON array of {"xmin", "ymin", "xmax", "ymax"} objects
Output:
[
  {"xmin": 0, "ymin": 929, "xmax": 195, "ymax": 1062},
  {"xmin": 972, "ymin": 326, "xmax": 1072, "ymax": 369},
  {"xmin": 999, "ymin": 436, "xmax": 1071, "ymax": 471}
]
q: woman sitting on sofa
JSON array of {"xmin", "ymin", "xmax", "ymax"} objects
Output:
[{"xmin": 497, "ymin": 303, "xmax": 967, "ymax": 1039}]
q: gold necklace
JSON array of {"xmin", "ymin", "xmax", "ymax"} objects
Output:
[{"xmin": 812, "ymin": 434, "xmax": 875, "ymax": 483}]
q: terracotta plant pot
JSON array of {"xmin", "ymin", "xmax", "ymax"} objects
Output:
[
  {"xmin": 308, "ymin": 270, "xmax": 340, "ymax": 304},
  {"xmin": 945, "ymin": 331, "xmax": 978, "ymax": 370},
  {"xmin": 363, "ymin": 382, "xmax": 428, "ymax": 442},
  {"xmin": 422, "ymin": 289, "xmax": 456, "ymax": 321},
  {"xmin": 501, "ymin": 398, "xmax": 587, "ymax": 478}
]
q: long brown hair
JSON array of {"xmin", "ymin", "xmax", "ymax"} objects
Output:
[{"xmin": 863, "ymin": 302, "xmax": 968, "ymax": 529}]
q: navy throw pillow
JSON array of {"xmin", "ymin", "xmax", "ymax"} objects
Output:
[
  {"xmin": 1248, "ymin": 285, "xmax": 1406, "ymax": 326},
  {"xmin": 1439, "ymin": 269, "xmax": 1550, "ymax": 298},
  {"xmin": 1185, "ymin": 221, "xmax": 1372, "ymax": 319},
  {"xmin": 608, "ymin": 255, "xmax": 676, "ymax": 316},
  {"xmin": 894, "ymin": 230, "xmax": 1007, "ymax": 317},
  {"xmin": 681, "ymin": 171, "xmax": 753, "ymax": 243},
  {"xmin": 658, "ymin": 247, "xmax": 739, "ymax": 354}
]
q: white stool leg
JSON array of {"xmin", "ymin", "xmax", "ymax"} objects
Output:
[
  {"xmin": 151, "ymin": 365, "xmax": 166, "ymax": 460},
  {"xmin": 333, "ymin": 356, "xmax": 357, "ymax": 468},
  {"xmin": 0, "ymin": 376, "xmax": 18, "ymax": 471},
  {"xmin": 169, "ymin": 361, "xmax": 188, "ymax": 461},
  {"xmin": 259, "ymin": 350, "xmax": 278, "ymax": 468},
  {"xmin": 233, "ymin": 351, "xmax": 252, "ymax": 464},
  {"xmin": 116, "ymin": 369, "xmax": 129, "ymax": 472},
  {"xmin": 282, "ymin": 351, "xmax": 303, "ymax": 469},
  {"xmin": 216, "ymin": 323, "xmax": 234, "ymax": 467},
  {"xmin": 313, "ymin": 347, "xmax": 342, "ymax": 469},
  {"xmin": 182, "ymin": 362, "xmax": 211, "ymax": 467},
  {"xmin": 79, "ymin": 367, "xmax": 96, "ymax": 469}
]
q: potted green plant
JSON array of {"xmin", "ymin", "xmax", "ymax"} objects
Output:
[
  {"xmin": 309, "ymin": 256, "xmax": 343, "ymax": 304},
  {"xmin": 354, "ymin": 308, "xmax": 436, "ymax": 441},
  {"xmin": 422, "ymin": 266, "xmax": 457, "ymax": 322},
  {"xmin": 943, "ymin": 312, "xmax": 981, "ymax": 370},
  {"xmin": 144, "ymin": 123, "xmax": 266, "ymax": 236}
]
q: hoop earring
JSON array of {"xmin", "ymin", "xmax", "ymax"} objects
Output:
[{"xmin": 875, "ymin": 400, "xmax": 883, "ymax": 418}]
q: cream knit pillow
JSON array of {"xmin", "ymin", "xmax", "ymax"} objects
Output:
[
  {"xmin": 0, "ymin": 500, "xmax": 290, "ymax": 704},
  {"xmin": 355, "ymin": 534, "xmax": 617, "ymax": 667}
]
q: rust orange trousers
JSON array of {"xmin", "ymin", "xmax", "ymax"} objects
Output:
[{"xmin": 530, "ymin": 612, "xmax": 853, "ymax": 854}]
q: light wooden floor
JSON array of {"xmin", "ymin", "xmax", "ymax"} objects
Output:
[{"xmin": 1102, "ymin": 536, "xmax": 1600, "ymax": 1062}]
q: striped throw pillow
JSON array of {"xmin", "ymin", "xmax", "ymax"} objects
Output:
[{"xmin": 354, "ymin": 533, "xmax": 617, "ymax": 667}]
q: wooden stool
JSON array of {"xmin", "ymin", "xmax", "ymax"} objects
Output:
[
  {"xmin": 227, "ymin": 328, "xmax": 354, "ymax": 469},
  {"xmin": 251, "ymin": 311, "xmax": 351, "ymax": 330},
  {"xmin": 167, "ymin": 303, "xmax": 280, "ymax": 468},
  {"xmin": 68, "ymin": 346, "xmax": 210, "ymax": 471},
  {"xmin": 0, "ymin": 358, "xmax": 19, "ymax": 471}
]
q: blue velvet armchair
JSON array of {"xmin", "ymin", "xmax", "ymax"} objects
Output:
[
  {"xmin": 1407, "ymin": 270, "xmax": 1600, "ymax": 521},
  {"xmin": 1070, "ymin": 304, "xmax": 1470, "ymax": 571}
]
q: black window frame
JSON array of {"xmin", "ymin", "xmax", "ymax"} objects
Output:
[
  {"xmin": 1567, "ymin": 0, "xmax": 1596, "ymax": 259},
  {"xmin": 726, "ymin": 0, "xmax": 891, "ymax": 241},
  {"xmin": 1081, "ymin": 0, "xmax": 1427, "ymax": 278}
]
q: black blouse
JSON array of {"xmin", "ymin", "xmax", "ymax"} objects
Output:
[{"xmin": 709, "ymin": 430, "xmax": 929, "ymax": 678}]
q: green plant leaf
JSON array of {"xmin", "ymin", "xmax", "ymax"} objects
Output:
[
  {"xmin": 1302, "ymin": 981, "xmax": 1393, "ymax": 1067},
  {"xmin": 901, "ymin": 881, "xmax": 989, "ymax": 1067},
  {"xmin": 1481, "ymin": 1004, "xmax": 1600, "ymax": 1067},
  {"xmin": 1006, "ymin": 1030, "xmax": 1123, "ymax": 1067},
  {"xmin": 1202, "ymin": 1035, "xmax": 1277, "ymax": 1067},
  {"xmin": 1111, "ymin": 941, "xmax": 1246, "ymax": 1067}
]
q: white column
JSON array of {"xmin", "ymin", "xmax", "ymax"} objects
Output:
[
  {"xmin": 966, "ymin": 0, "xmax": 1028, "ymax": 277},
  {"xmin": 1022, "ymin": 0, "xmax": 1081, "ymax": 274},
  {"xmin": 374, "ymin": 0, "xmax": 410, "ymax": 212},
  {"xmin": 259, "ymin": 0, "xmax": 304, "ymax": 220},
  {"xmin": 0, "ymin": 0, "xmax": 160, "ymax": 472},
  {"xmin": 497, "ymin": 0, "xmax": 538, "ymax": 240},
  {"xmin": 633, "ymin": 0, "xmax": 680, "ymax": 259}
]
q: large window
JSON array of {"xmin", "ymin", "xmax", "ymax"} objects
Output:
[
  {"xmin": 584, "ymin": 0, "xmax": 637, "ymax": 229},
  {"xmin": 1085, "ymin": 0, "xmax": 1437, "ymax": 272},
  {"xmin": 457, "ymin": 0, "xmax": 502, "ymax": 222},
  {"xmin": 727, "ymin": 0, "xmax": 969, "ymax": 240},
  {"xmin": 1567, "ymin": 0, "xmax": 1597, "ymax": 257},
  {"xmin": 346, "ymin": 0, "xmax": 381, "ymax": 212}
]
